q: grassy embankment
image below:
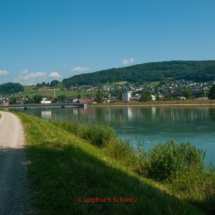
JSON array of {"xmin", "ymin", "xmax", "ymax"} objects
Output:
[
  {"xmin": 49, "ymin": 121, "xmax": 215, "ymax": 214},
  {"xmin": 7, "ymin": 111, "xmax": 207, "ymax": 215}
]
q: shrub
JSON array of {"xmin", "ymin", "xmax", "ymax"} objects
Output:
[
  {"xmin": 49, "ymin": 120, "xmax": 116, "ymax": 147},
  {"xmin": 137, "ymin": 138, "xmax": 205, "ymax": 180},
  {"xmin": 187, "ymin": 96, "xmax": 195, "ymax": 100},
  {"xmin": 162, "ymin": 95, "xmax": 172, "ymax": 101}
]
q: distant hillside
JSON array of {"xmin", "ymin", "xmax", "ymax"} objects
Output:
[
  {"xmin": 182, "ymin": 64, "xmax": 215, "ymax": 82},
  {"xmin": 0, "ymin": 82, "xmax": 24, "ymax": 95},
  {"xmin": 62, "ymin": 60, "xmax": 215, "ymax": 87}
]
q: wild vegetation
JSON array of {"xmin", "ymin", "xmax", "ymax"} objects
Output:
[
  {"xmin": 11, "ymin": 111, "xmax": 205, "ymax": 215},
  {"xmin": 49, "ymin": 120, "xmax": 215, "ymax": 214}
]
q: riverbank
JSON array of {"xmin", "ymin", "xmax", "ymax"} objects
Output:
[
  {"xmin": 3, "ymin": 109, "xmax": 215, "ymax": 214},
  {"xmin": 88, "ymin": 99, "xmax": 215, "ymax": 107},
  {"xmin": 7, "ymin": 111, "xmax": 206, "ymax": 215}
]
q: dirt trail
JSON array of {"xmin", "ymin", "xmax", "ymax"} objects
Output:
[{"xmin": 0, "ymin": 111, "xmax": 31, "ymax": 214}]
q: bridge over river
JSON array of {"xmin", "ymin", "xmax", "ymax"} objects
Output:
[{"xmin": 5, "ymin": 103, "xmax": 87, "ymax": 109}]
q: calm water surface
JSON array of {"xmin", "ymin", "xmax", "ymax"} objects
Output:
[{"xmin": 10, "ymin": 106, "xmax": 215, "ymax": 166}]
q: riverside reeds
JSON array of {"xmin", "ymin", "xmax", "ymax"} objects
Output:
[{"xmin": 50, "ymin": 120, "xmax": 215, "ymax": 213}]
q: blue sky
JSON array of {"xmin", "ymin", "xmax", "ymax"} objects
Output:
[{"xmin": 1, "ymin": 0, "xmax": 215, "ymax": 85}]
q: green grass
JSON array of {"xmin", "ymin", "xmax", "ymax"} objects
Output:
[
  {"xmin": 24, "ymin": 85, "xmax": 37, "ymax": 91},
  {"xmin": 145, "ymin": 81, "xmax": 160, "ymax": 87},
  {"xmin": 13, "ymin": 88, "xmax": 97, "ymax": 99},
  {"xmin": 12, "ymin": 112, "xmax": 203, "ymax": 215},
  {"xmin": 49, "ymin": 120, "xmax": 215, "ymax": 215}
]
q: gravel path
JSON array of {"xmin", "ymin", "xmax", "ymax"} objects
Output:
[{"xmin": 0, "ymin": 111, "xmax": 31, "ymax": 215}]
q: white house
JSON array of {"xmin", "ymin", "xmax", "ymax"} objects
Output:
[
  {"xmin": 41, "ymin": 98, "xmax": 52, "ymax": 104},
  {"xmin": 124, "ymin": 91, "xmax": 132, "ymax": 100}
]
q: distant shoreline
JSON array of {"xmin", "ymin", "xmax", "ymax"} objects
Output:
[
  {"xmin": 89, "ymin": 103, "xmax": 215, "ymax": 107},
  {"xmin": 88, "ymin": 100, "xmax": 215, "ymax": 107}
]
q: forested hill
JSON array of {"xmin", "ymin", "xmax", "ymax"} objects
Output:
[
  {"xmin": 0, "ymin": 83, "xmax": 24, "ymax": 95},
  {"xmin": 62, "ymin": 60, "xmax": 215, "ymax": 86},
  {"xmin": 182, "ymin": 64, "xmax": 215, "ymax": 82}
]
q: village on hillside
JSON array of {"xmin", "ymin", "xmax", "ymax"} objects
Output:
[{"xmin": 0, "ymin": 79, "xmax": 215, "ymax": 105}]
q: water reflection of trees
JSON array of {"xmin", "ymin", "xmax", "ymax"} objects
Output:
[
  {"xmin": 72, "ymin": 106, "xmax": 213, "ymax": 126},
  {"xmin": 208, "ymin": 108, "xmax": 215, "ymax": 122}
]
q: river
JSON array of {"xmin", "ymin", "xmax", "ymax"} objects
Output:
[{"xmin": 9, "ymin": 105, "xmax": 215, "ymax": 166}]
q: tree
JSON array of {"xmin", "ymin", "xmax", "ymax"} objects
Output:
[
  {"xmin": 33, "ymin": 94, "xmax": 42, "ymax": 104},
  {"xmin": 156, "ymin": 92, "xmax": 160, "ymax": 101},
  {"xmin": 208, "ymin": 84, "xmax": 215, "ymax": 99},
  {"xmin": 140, "ymin": 90, "xmax": 152, "ymax": 102},
  {"xmin": 77, "ymin": 94, "xmax": 81, "ymax": 99},
  {"xmin": 95, "ymin": 89, "xmax": 104, "ymax": 103},
  {"xmin": 50, "ymin": 80, "xmax": 60, "ymax": 87},
  {"xmin": 52, "ymin": 98, "xmax": 58, "ymax": 103},
  {"xmin": 0, "ymin": 82, "xmax": 24, "ymax": 94},
  {"xmin": 9, "ymin": 97, "xmax": 16, "ymax": 104},
  {"xmin": 187, "ymin": 96, "xmax": 195, "ymax": 100},
  {"xmin": 162, "ymin": 95, "xmax": 172, "ymax": 101},
  {"xmin": 118, "ymin": 90, "xmax": 124, "ymax": 100},
  {"xmin": 58, "ymin": 94, "xmax": 66, "ymax": 101},
  {"xmin": 182, "ymin": 89, "xmax": 192, "ymax": 98},
  {"xmin": 26, "ymin": 99, "xmax": 34, "ymax": 104}
]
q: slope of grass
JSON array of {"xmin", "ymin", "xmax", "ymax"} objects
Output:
[
  {"xmin": 12, "ymin": 112, "xmax": 202, "ymax": 215},
  {"xmin": 49, "ymin": 120, "xmax": 215, "ymax": 214},
  {"xmin": 13, "ymin": 89, "xmax": 97, "ymax": 99},
  {"xmin": 24, "ymin": 85, "xmax": 37, "ymax": 91}
]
